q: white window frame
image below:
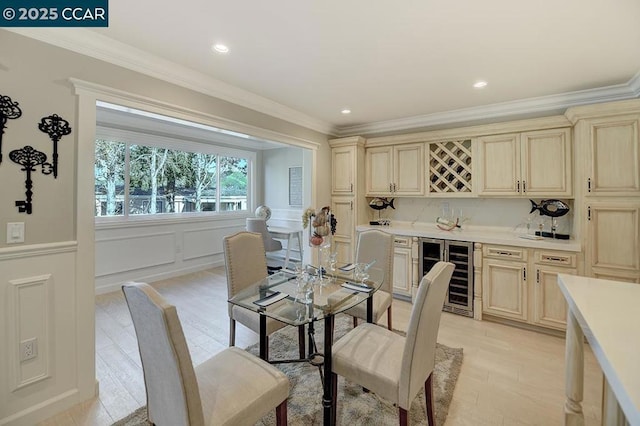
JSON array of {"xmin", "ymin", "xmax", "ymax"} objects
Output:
[{"xmin": 94, "ymin": 125, "xmax": 256, "ymax": 224}]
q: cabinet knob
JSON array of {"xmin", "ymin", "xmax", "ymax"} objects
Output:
[{"xmin": 517, "ymin": 181, "xmax": 520, "ymax": 192}]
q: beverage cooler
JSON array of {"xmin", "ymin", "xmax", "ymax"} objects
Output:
[{"xmin": 419, "ymin": 238, "xmax": 473, "ymax": 317}]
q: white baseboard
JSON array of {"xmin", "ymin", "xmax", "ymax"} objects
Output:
[
  {"xmin": 95, "ymin": 260, "xmax": 225, "ymax": 295},
  {"xmin": 0, "ymin": 388, "xmax": 84, "ymax": 426}
]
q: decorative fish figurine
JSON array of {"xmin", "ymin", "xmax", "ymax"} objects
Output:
[
  {"xmin": 529, "ymin": 199, "xmax": 570, "ymax": 217},
  {"xmin": 369, "ymin": 197, "xmax": 395, "ymax": 210}
]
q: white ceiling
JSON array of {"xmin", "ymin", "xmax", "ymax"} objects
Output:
[{"xmin": 13, "ymin": 0, "xmax": 640, "ymax": 136}]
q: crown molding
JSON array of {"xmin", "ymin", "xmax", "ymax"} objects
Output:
[
  {"xmin": 336, "ymin": 76, "xmax": 640, "ymax": 137},
  {"xmin": 7, "ymin": 28, "xmax": 640, "ymax": 138},
  {"xmin": 6, "ymin": 28, "xmax": 335, "ymax": 136}
]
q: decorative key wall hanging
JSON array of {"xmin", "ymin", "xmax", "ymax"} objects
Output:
[
  {"xmin": 0, "ymin": 94, "xmax": 23, "ymax": 164},
  {"xmin": 9, "ymin": 145, "xmax": 48, "ymax": 214},
  {"xmin": 38, "ymin": 114, "xmax": 71, "ymax": 178}
]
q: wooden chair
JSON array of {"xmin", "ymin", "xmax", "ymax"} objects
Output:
[
  {"xmin": 224, "ymin": 231, "xmax": 305, "ymax": 360},
  {"xmin": 122, "ymin": 282, "xmax": 289, "ymax": 426},
  {"xmin": 331, "ymin": 261, "xmax": 455, "ymax": 425},
  {"xmin": 344, "ymin": 229, "xmax": 395, "ymax": 330}
]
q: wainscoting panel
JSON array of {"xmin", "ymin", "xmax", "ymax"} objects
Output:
[
  {"xmin": 0, "ymin": 242, "xmax": 80, "ymax": 426},
  {"xmin": 183, "ymin": 225, "xmax": 242, "ymax": 261},
  {"xmin": 95, "ymin": 232, "xmax": 176, "ymax": 277},
  {"xmin": 8, "ymin": 275, "xmax": 52, "ymax": 391}
]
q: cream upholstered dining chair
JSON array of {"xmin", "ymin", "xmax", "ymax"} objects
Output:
[
  {"xmin": 331, "ymin": 261, "xmax": 455, "ymax": 426},
  {"xmin": 224, "ymin": 231, "xmax": 305, "ymax": 360},
  {"xmin": 246, "ymin": 217, "xmax": 283, "ymax": 272},
  {"xmin": 122, "ymin": 282, "xmax": 289, "ymax": 426},
  {"xmin": 344, "ymin": 229, "xmax": 395, "ymax": 329}
]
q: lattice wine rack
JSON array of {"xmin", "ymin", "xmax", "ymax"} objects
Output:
[{"xmin": 428, "ymin": 139, "xmax": 472, "ymax": 194}]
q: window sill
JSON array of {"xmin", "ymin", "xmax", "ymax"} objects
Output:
[{"xmin": 95, "ymin": 212, "xmax": 251, "ymax": 230}]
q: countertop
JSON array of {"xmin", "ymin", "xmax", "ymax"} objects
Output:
[
  {"xmin": 356, "ymin": 221, "xmax": 581, "ymax": 252},
  {"xmin": 558, "ymin": 274, "xmax": 640, "ymax": 424}
]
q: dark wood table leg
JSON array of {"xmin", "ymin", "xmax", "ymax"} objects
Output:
[
  {"xmin": 323, "ymin": 315, "xmax": 335, "ymax": 426},
  {"xmin": 259, "ymin": 314, "xmax": 267, "ymax": 360}
]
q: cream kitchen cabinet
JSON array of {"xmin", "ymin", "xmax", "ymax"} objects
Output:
[
  {"xmin": 482, "ymin": 244, "xmax": 577, "ymax": 330},
  {"xmin": 332, "ymin": 144, "xmax": 357, "ymax": 194},
  {"xmin": 365, "ymin": 143, "xmax": 424, "ymax": 196},
  {"xmin": 482, "ymin": 245, "xmax": 528, "ymax": 321},
  {"xmin": 475, "ymin": 128, "xmax": 572, "ymax": 197},
  {"xmin": 582, "ymin": 114, "xmax": 640, "ymax": 197},
  {"xmin": 392, "ymin": 236, "xmax": 413, "ymax": 298},
  {"xmin": 585, "ymin": 202, "xmax": 640, "ymax": 282},
  {"xmin": 329, "ymin": 137, "xmax": 368, "ymax": 264},
  {"xmin": 531, "ymin": 250, "xmax": 577, "ymax": 330}
]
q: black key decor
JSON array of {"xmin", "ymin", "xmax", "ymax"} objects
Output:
[
  {"xmin": 38, "ymin": 114, "xmax": 71, "ymax": 178},
  {"xmin": 9, "ymin": 146, "xmax": 48, "ymax": 214},
  {"xmin": 0, "ymin": 94, "xmax": 23, "ymax": 164}
]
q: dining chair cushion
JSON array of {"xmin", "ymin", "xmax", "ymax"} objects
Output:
[
  {"xmin": 338, "ymin": 289, "xmax": 393, "ymax": 323},
  {"xmin": 196, "ymin": 346, "xmax": 289, "ymax": 426},
  {"xmin": 230, "ymin": 304, "xmax": 288, "ymax": 336},
  {"xmin": 332, "ymin": 322, "xmax": 405, "ymax": 403}
]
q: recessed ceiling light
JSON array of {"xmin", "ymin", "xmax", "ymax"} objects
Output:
[
  {"xmin": 341, "ymin": 109, "xmax": 351, "ymax": 115},
  {"xmin": 473, "ymin": 81, "xmax": 488, "ymax": 89},
  {"xmin": 212, "ymin": 43, "xmax": 229, "ymax": 54}
]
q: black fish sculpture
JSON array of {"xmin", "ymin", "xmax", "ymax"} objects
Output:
[
  {"xmin": 369, "ymin": 197, "xmax": 395, "ymax": 210},
  {"xmin": 529, "ymin": 199, "xmax": 570, "ymax": 217}
]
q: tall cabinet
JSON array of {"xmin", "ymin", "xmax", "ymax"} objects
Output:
[
  {"xmin": 568, "ymin": 100, "xmax": 640, "ymax": 283},
  {"xmin": 329, "ymin": 137, "xmax": 369, "ymax": 264}
]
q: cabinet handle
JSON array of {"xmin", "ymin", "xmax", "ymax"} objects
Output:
[
  {"xmin": 389, "ymin": 183, "xmax": 393, "ymax": 192},
  {"xmin": 496, "ymin": 251, "xmax": 512, "ymax": 256},
  {"xmin": 517, "ymin": 180, "xmax": 520, "ymax": 192},
  {"xmin": 523, "ymin": 267, "xmax": 526, "ymax": 281},
  {"xmin": 587, "ymin": 206, "xmax": 591, "ymax": 221},
  {"xmin": 523, "ymin": 180, "xmax": 526, "ymax": 193},
  {"xmin": 587, "ymin": 178, "xmax": 591, "ymax": 192},
  {"xmin": 350, "ymin": 183, "xmax": 353, "ymax": 192},
  {"xmin": 536, "ymin": 269, "xmax": 540, "ymax": 283},
  {"xmin": 350, "ymin": 201, "xmax": 353, "ymax": 210},
  {"xmin": 393, "ymin": 183, "xmax": 397, "ymax": 192}
]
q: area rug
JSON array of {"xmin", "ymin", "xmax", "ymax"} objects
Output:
[{"xmin": 112, "ymin": 315, "xmax": 463, "ymax": 425}]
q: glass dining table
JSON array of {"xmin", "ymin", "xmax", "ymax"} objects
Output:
[{"xmin": 228, "ymin": 266, "xmax": 384, "ymax": 426}]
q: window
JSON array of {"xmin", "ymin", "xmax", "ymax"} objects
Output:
[{"xmin": 95, "ymin": 132, "xmax": 252, "ymax": 219}]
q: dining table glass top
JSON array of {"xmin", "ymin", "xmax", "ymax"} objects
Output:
[{"xmin": 228, "ymin": 266, "xmax": 384, "ymax": 326}]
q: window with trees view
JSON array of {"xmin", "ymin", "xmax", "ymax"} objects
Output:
[{"xmin": 95, "ymin": 138, "xmax": 250, "ymax": 218}]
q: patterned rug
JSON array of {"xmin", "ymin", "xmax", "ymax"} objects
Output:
[{"xmin": 112, "ymin": 315, "xmax": 463, "ymax": 425}]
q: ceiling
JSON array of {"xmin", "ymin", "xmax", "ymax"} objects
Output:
[{"xmin": 13, "ymin": 0, "xmax": 640, "ymax": 136}]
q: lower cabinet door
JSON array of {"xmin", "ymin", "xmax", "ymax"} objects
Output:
[
  {"xmin": 393, "ymin": 246, "xmax": 412, "ymax": 297},
  {"xmin": 482, "ymin": 259, "xmax": 527, "ymax": 321},
  {"xmin": 532, "ymin": 265, "xmax": 576, "ymax": 330}
]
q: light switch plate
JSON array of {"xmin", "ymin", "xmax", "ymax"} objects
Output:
[{"xmin": 7, "ymin": 222, "xmax": 25, "ymax": 244}]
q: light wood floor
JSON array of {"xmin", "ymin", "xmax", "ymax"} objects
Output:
[{"xmin": 40, "ymin": 267, "xmax": 602, "ymax": 425}]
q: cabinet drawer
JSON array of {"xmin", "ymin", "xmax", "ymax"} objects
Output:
[
  {"xmin": 534, "ymin": 250, "xmax": 576, "ymax": 268},
  {"xmin": 394, "ymin": 236, "xmax": 411, "ymax": 248},
  {"xmin": 483, "ymin": 245, "xmax": 528, "ymax": 261}
]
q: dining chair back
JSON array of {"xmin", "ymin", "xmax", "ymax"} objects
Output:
[
  {"xmin": 331, "ymin": 260, "xmax": 455, "ymax": 425},
  {"xmin": 343, "ymin": 229, "xmax": 395, "ymax": 329},
  {"xmin": 223, "ymin": 231, "xmax": 305, "ymax": 359},
  {"xmin": 400, "ymin": 261, "xmax": 455, "ymax": 411},
  {"xmin": 122, "ymin": 282, "xmax": 289, "ymax": 426},
  {"xmin": 355, "ymin": 229, "xmax": 394, "ymax": 294}
]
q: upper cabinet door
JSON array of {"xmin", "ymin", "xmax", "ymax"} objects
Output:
[
  {"xmin": 586, "ymin": 115, "xmax": 640, "ymax": 197},
  {"xmin": 365, "ymin": 146, "xmax": 393, "ymax": 195},
  {"xmin": 393, "ymin": 143, "xmax": 424, "ymax": 196},
  {"xmin": 475, "ymin": 134, "xmax": 521, "ymax": 196},
  {"xmin": 332, "ymin": 146, "xmax": 355, "ymax": 194},
  {"xmin": 521, "ymin": 128, "xmax": 572, "ymax": 197}
]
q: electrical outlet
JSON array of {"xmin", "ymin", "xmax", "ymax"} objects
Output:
[{"xmin": 20, "ymin": 338, "xmax": 38, "ymax": 362}]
